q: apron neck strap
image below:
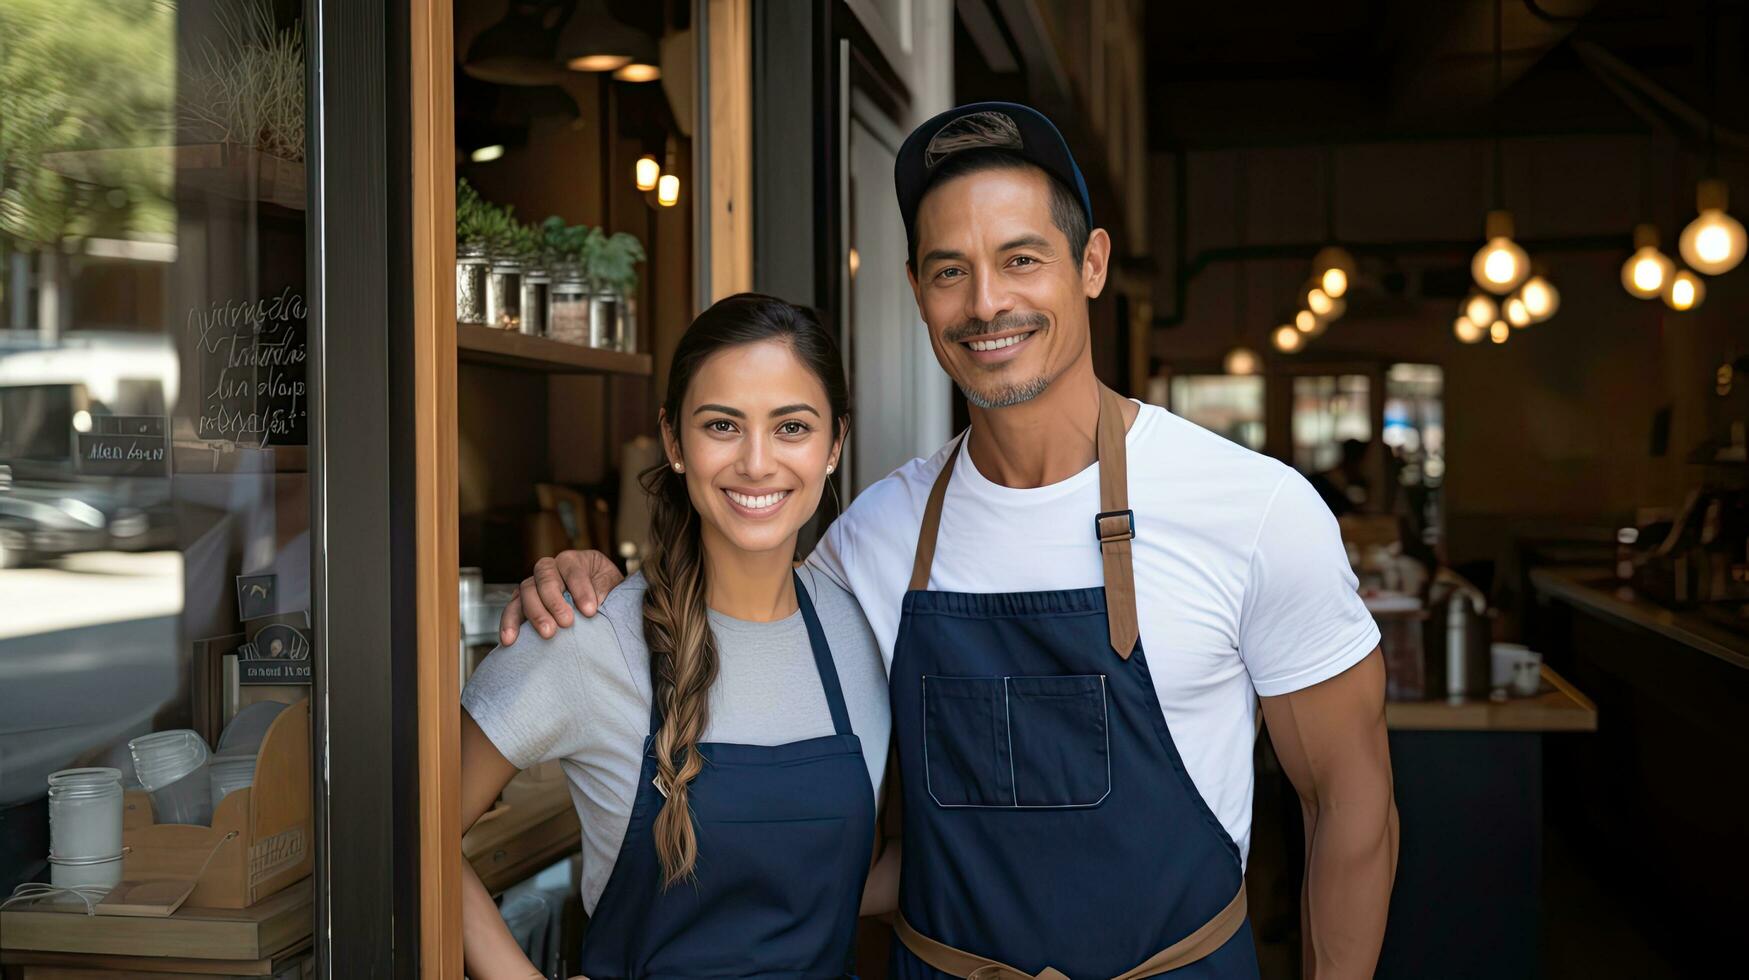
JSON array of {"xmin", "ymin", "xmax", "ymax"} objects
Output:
[
  {"xmin": 907, "ymin": 386, "xmax": 1140, "ymax": 659},
  {"xmin": 647, "ymin": 571, "xmax": 856, "ymax": 737}
]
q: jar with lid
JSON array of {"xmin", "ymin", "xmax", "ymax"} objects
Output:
[
  {"xmin": 588, "ymin": 287, "xmax": 620, "ymax": 349},
  {"xmin": 548, "ymin": 264, "xmax": 589, "ymax": 345},
  {"xmin": 484, "ymin": 252, "xmax": 524, "ymax": 331},
  {"xmin": 48, "ymin": 767, "xmax": 124, "ymax": 864},
  {"xmin": 455, "ymin": 242, "xmax": 489, "ymax": 326},
  {"xmin": 520, "ymin": 264, "xmax": 551, "ymax": 336},
  {"xmin": 616, "ymin": 294, "xmax": 639, "ymax": 353}
]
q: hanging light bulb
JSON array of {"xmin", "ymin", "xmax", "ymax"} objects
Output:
[
  {"xmin": 1665, "ymin": 269, "xmax": 1705, "ymax": 311},
  {"xmin": 1489, "ymin": 320, "xmax": 1510, "ymax": 344},
  {"xmin": 1454, "ymin": 315, "xmax": 1484, "ymax": 344},
  {"xmin": 613, "ymin": 62, "xmax": 662, "ymax": 83},
  {"xmin": 1272, "ymin": 325, "xmax": 1303, "ymax": 353},
  {"xmin": 1311, "ymin": 246, "xmax": 1356, "ymax": 299},
  {"xmin": 1679, "ymin": 179, "xmax": 1747, "ymax": 276},
  {"xmin": 657, "ymin": 173, "xmax": 680, "ymax": 207},
  {"xmin": 1224, "ymin": 346, "xmax": 1260, "ymax": 376},
  {"xmin": 1504, "ymin": 295, "xmax": 1531, "ymax": 328},
  {"xmin": 1306, "ymin": 287, "xmax": 1334, "ymax": 316},
  {"xmin": 1463, "ymin": 292, "xmax": 1498, "ymax": 328},
  {"xmin": 635, "ymin": 155, "xmax": 660, "ymax": 192},
  {"xmin": 558, "ymin": 0, "xmax": 657, "ymax": 72},
  {"xmin": 1472, "ymin": 210, "xmax": 1530, "ymax": 294},
  {"xmin": 1621, "ymin": 224, "xmax": 1674, "ymax": 299},
  {"xmin": 1294, "ymin": 310, "xmax": 1318, "ymax": 333},
  {"xmin": 1519, "ymin": 272, "xmax": 1559, "ymax": 322}
]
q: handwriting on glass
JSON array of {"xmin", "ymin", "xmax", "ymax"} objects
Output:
[{"xmin": 188, "ymin": 287, "xmax": 308, "ymax": 443}]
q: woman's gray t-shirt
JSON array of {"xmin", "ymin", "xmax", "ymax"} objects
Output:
[{"xmin": 461, "ymin": 566, "xmax": 889, "ymax": 914}]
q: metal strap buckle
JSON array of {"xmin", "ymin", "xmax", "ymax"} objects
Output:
[{"xmin": 1095, "ymin": 508, "xmax": 1135, "ymax": 544}]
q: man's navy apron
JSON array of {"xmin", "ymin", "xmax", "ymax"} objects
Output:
[
  {"xmin": 579, "ymin": 572, "xmax": 876, "ymax": 979},
  {"xmin": 889, "ymin": 387, "xmax": 1258, "ymax": 979}
]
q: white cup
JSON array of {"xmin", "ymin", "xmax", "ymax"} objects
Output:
[
  {"xmin": 129, "ymin": 730, "xmax": 210, "ymax": 792},
  {"xmin": 1490, "ymin": 643, "xmax": 1533, "ymax": 690},
  {"xmin": 209, "ymin": 752, "xmax": 258, "ymax": 810},
  {"xmin": 1511, "ymin": 651, "xmax": 1545, "ymax": 697},
  {"xmin": 47, "ymin": 767, "xmax": 123, "ymax": 863}
]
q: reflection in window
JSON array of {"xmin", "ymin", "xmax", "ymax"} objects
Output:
[
  {"xmin": 1385, "ymin": 363, "xmax": 1444, "ymax": 547},
  {"xmin": 1169, "ymin": 374, "xmax": 1265, "ymax": 451},
  {"xmin": 1293, "ymin": 374, "xmax": 1371, "ymax": 474}
]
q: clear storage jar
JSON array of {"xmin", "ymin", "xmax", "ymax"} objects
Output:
[
  {"xmin": 48, "ymin": 767, "xmax": 123, "ymax": 862},
  {"xmin": 485, "ymin": 253, "xmax": 524, "ymax": 331},
  {"xmin": 548, "ymin": 265, "xmax": 589, "ymax": 345},
  {"xmin": 520, "ymin": 266, "xmax": 550, "ymax": 336},
  {"xmin": 456, "ymin": 242, "xmax": 489, "ymax": 325}
]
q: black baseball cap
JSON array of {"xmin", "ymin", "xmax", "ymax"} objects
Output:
[{"xmin": 894, "ymin": 101, "xmax": 1093, "ymax": 262}]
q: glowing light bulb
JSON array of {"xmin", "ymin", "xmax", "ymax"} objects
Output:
[
  {"xmin": 1463, "ymin": 292, "xmax": 1498, "ymax": 327},
  {"xmin": 613, "ymin": 62, "xmax": 661, "ymax": 82},
  {"xmin": 1621, "ymin": 225, "xmax": 1674, "ymax": 300},
  {"xmin": 470, "ymin": 144, "xmax": 505, "ymax": 163},
  {"xmin": 1295, "ymin": 310, "xmax": 1317, "ymax": 333},
  {"xmin": 1664, "ymin": 269, "xmax": 1705, "ymax": 311},
  {"xmin": 1489, "ymin": 320, "xmax": 1510, "ymax": 344},
  {"xmin": 1321, "ymin": 267, "xmax": 1348, "ymax": 299},
  {"xmin": 1471, "ymin": 211, "xmax": 1529, "ymax": 294},
  {"xmin": 1454, "ymin": 316, "xmax": 1483, "ymax": 344},
  {"xmin": 657, "ymin": 174, "xmax": 680, "ymax": 207},
  {"xmin": 635, "ymin": 156, "xmax": 660, "ymax": 191},
  {"xmin": 1505, "ymin": 296, "xmax": 1530, "ymax": 328},
  {"xmin": 1519, "ymin": 275, "xmax": 1558, "ymax": 322},
  {"xmin": 1272, "ymin": 325, "xmax": 1303, "ymax": 353},
  {"xmin": 1224, "ymin": 346, "xmax": 1259, "ymax": 376},
  {"xmin": 1678, "ymin": 179, "xmax": 1746, "ymax": 275},
  {"xmin": 1307, "ymin": 288, "xmax": 1334, "ymax": 316}
]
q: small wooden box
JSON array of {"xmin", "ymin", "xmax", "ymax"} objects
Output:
[{"xmin": 121, "ymin": 699, "xmax": 312, "ymax": 910}]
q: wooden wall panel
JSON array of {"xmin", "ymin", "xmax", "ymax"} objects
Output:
[{"xmin": 707, "ymin": 0, "xmax": 753, "ymax": 301}]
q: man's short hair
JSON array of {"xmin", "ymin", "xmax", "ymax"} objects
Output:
[{"xmin": 909, "ymin": 149, "xmax": 1090, "ymax": 269}]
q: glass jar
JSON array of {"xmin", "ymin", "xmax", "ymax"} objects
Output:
[
  {"xmin": 48, "ymin": 767, "xmax": 123, "ymax": 862},
  {"xmin": 485, "ymin": 253, "xmax": 524, "ymax": 331},
  {"xmin": 456, "ymin": 242, "xmax": 489, "ymax": 326},
  {"xmin": 588, "ymin": 287, "xmax": 620, "ymax": 349},
  {"xmin": 616, "ymin": 294, "xmax": 638, "ymax": 353},
  {"xmin": 548, "ymin": 264, "xmax": 589, "ymax": 345},
  {"xmin": 520, "ymin": 265, "xmax": 550, "ymax": 337}
]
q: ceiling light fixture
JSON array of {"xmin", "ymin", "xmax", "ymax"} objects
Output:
[
  {"xmin": 558, "ymin": 0, "xmax": 656, "ymax": 73},
  {"xmin": 1622, "ymin": 223, "xmax": 1674, "ymax": 299}
]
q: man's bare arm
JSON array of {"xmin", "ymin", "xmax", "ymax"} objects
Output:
[
  {"xmin": 1259, "ymin": 648, "xmax": 1398, "ymax": 980},
  {"xmin": 498, "ymin": 550, "xmax": 624, "ymax": 644}
]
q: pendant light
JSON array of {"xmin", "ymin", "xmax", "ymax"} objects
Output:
[
  {"xmin": 558, "ymin": 0, "xmax": 657, "ymax": 73},
  {"xmin": 1225, "ymin": 152, "xmax": 1260, "ymax": 373},
  {"xmin": 1488, "ymin": 320, "xmax": 1511, "ymax": 344},
  {"xmin": 1519, "ymin": 267, "xmax": 1559, "ymax": 322},
  {"xmin": 1679, "ymin": 178, "xmax": 1746, "ymax": 276},
  {"xmin": 1504, "ymin": 294, "xmax": 1532, "ymax": 328},
  {"xmin": 1272, "ymin": 324, "xmax": 1303, "ymax": 354},
  {"xmin": 1310, "ymin": 151, "xmax": 1356, "ymax": 299},
  {"xmin": 1295, "ymin": 310, "xmax": 1318, "ymax": 333},
  {"xmin": 1665, "ymin": 269, "xmax": 1705, "ymax": 311},
  {"xmin": 465, "ymin": 1, "xmax": 565, "ymax": 85},
  {"xmin": 635, "ymin": 155, "xmax": 660, "ymax": 191},
  {"xmin": 1472, "ymin": 0, "xmax": 1530, "ymax": 296},
  {"xmin": 1454, "ymin": 315, "xmax": 1484, "ymax": 344},
  {"xmin": 1679, "ymin": 4, "xmax": 1745, "ymax": 276},
  {"xmin": 1622, "ymin": 224, "xmax": 1674, "ymax": 299},
  {"xmin": 656, "ymin": 173, "xmax": 681, "ymax": 207},
  {"xmin": 1462, "ymin": 292, "xmax": 1498, "ymax": 328}
]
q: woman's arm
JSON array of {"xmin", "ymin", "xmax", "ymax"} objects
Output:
[
  {"xmin": 460, "ymin": 710, "xmax": 547, "ymax": 980},
  {"xmin": 859, "ymin": 836, "xmax": 901, "ymax": 918}
]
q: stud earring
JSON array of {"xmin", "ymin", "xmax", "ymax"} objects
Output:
[
  {"xmin": 826, "ymin": 463, "xmax": 835, "ymax": 475},
  {"xmin": 672, "ymin": 462, "xmax": 684, "ymax": 473}
]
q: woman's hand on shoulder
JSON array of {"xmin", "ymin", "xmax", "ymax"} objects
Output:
[{"xmin": 499, "ymin": 550, "xmax": 625, "ymax": 645}]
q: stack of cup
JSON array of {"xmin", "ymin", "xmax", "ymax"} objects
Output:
[
  {"xmin": 208, "ymin": 753, "xmax": 259, "ymax": 810},
  {"xmin": 129, "ymin": 729, "xmax": 213, "ymax": 826},
  {"xmin": 47, "ymin": 767, "xmax": 125, "ymax": 890}
]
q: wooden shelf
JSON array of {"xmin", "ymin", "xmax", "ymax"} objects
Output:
[
  {"xmin": 0, "ymin": 881, "xmax": 311, "ymax": 963},
  {"xmin": 1385, "ymin": 665, "xmax": 1598, "ymax": 733},
  {"xmin": 457, "ymin": 323, "xmax": 653, "ymax": 376},
  {"xmin": 463, "ymin": 773, "xmax": 581, "ymax": 896}
]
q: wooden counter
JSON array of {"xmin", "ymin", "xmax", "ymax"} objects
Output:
[
  {"xmin": 1, "ymin": 778, "xmax": 579, "ymax": 976},
  {"xmin": 1529, "ymin": 565, "xmax": 1749, "ymax": 672},
  {"xmin": 1385, "ymin": 665, "xmax": 1597, "ymax": 732}
]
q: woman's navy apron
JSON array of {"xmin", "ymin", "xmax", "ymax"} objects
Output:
[
  {"xmin": 889, "ymin": 387, "xmax": 1258, "ymax": 979},
  {"xmin": 579, "ymin": 572, "xmax": 876, "ymax": 979}
]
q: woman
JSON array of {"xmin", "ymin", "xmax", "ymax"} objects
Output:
[{"xmin": 459, "ymin": 294, "xmax": 894, "ymax": 979}]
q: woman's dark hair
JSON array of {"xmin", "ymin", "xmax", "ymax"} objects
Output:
[{"xmin": 639, "ymin": 292, "xmax": 850, "ymax": 887}]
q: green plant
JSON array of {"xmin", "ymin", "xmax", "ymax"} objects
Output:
[
  {"xmin": 584, "ymin": 230, "xmax": 645, "ymax": 294},
  {"xmin": 539, "ymin": 215, "xmax": 590, "ymax": 267},
  {"xmin": 181, "ymin": 0, "xmax": 305, "ymax": 162},
  {"xmin": 456, "ymin": 178, "xmax": 519, "ymax": 250}
]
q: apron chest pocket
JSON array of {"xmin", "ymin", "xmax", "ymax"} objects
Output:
[{"xmin": 923, "ymin": 674, "xmax": 1110, "ymax": 808}]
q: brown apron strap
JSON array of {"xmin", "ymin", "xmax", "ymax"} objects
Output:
[
  {"xmin": 895, "ymin": 884, "xmax": 1246, "ymax": 980},
  {"xmin": 1095, "ymin": 386, "xmax": 1139, "ymax": 659},
  {"xmin": 908, "ymin": 436, "xmax": 964, "ymax": 592},
  {"xmin": 907, "ymin": 388, "xmax": 1141, "ymax": 659}
]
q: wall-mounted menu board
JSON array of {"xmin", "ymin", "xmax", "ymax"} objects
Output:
[{"xmin": 76, "ymin": 415, "xmax": 169, "ymax": 477}]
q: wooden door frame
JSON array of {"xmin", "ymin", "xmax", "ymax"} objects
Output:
[{"xmin": 409, "ymin": 0, "xmax": 461, "ymax": 976}]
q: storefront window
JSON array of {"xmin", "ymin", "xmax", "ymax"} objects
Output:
[
  {"xmin": 1292, "ymin": 373, "xmax": 1371, "ymax": 474},
  {"xmin": 1384, "ymin": 362, "xmax": 1445, "ymax": 545},
  {"xmin": 1, "ymin": 1, "xmax": 317, "ymax": 972},
  {"xmin": 1169, "ymin": 374, "xmax": 1266, "ymax": 451}
]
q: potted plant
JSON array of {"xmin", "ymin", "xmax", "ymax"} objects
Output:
[
  {"xmin": 581, "ymin": 230, "xmax": 646, "ymax": 351},
  {"xmin": 540, "ymin": 216, "xmax": 593, "ymax": 344},
  {"xmin": 455, "ymin": 180, "xmax": 527, "ymax": 329}
]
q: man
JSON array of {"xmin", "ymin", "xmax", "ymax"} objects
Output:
[{"xmin": 502, "ymin": 103, "xmax": 1397, "ymax": 978}]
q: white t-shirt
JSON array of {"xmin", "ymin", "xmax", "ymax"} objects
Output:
[{"xmin": 806, "ymin": 402, "xmax": 1379, "ymax": 865}]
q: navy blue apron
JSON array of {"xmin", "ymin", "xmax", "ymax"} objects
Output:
[
  {"xmin": 889, "ymin": 388, "xmax": 1258, "ymax": 979},
  {"xmin": 578, "ymin": 572, "xmax": 876, "ymax": 979}
]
